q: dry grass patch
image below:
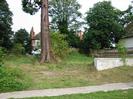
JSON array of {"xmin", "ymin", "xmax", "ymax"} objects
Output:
[{"xmin": 4, "ymin": 52, "xmax": 133, "ymax": 91}]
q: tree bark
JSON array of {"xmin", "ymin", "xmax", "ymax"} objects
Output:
[{"xmin": 40, "ymin": 0, "xmax": 51, "ymax": 63}]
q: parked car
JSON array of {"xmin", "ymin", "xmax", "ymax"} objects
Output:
[{"xmin": 32, "ymin": 49, "xmax": 41, "ymax": 55}]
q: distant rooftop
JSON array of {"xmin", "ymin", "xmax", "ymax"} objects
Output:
[{"xmin": 35, "ymin": 33, "xmax": 40, "ymax": 40}]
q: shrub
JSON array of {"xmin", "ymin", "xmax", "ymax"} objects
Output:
[
  {"xmin": 12, "ymin": 43, "xmax": 25, "ymax": 55},
  {"xmin": 117, "ymin": 41, "xmax": 127, "ymax": 64},
  {"xmin": 14, "ymin": 29, "xmax": 31, "ymax": 54},
  {"xmin": 66, "ymin": 31, "xmax": 81, "ymax": 48},
  {"xmin": 51, "ymin": 32, "xmax": 70, "ymax": 58},
  {"xmin": 0, "ymin": 47, "xmax": 6, "ymax": 67},
  {"xmin": 0, "ymin": 67, "xmax": 29, "ymax": 92}
]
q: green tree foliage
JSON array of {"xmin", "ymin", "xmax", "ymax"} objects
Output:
[
  {"xmin": 83, "ymin": 30, "xmax": 102, "ymax": 50},
  {"xmin": 117, "ymin": 41, "xmax": 127, "ymax": 64},
  {"xmin": 117, "ymin": 1, "xmax": 133, "ymax": 27},
  {"xmin": 51, "ymin": 32, "xmax": 70, "ymax": 58},
  {"xmin": 22, "ymin": 0, "xmax": 41, "ymax": 15},
  {"xmin": 14, "ymin": 29, "xmax": 31, "ymax": 53},
  {"xmin": 0, "ymin": 0, "xmax": 13, "ymax": 49},
  {"xmin": 49, "ymin": 0, "xmax": 82, "ymax": 34},
  {"xmin": 12, "ymin": 43, "xmax": 25, "ymax": 55},
  {"xmin": 121, "ymin": 4, "xmax": 133, "ymax": 26},
  {"xmin": 83, "ymin": 1, "xmax": 124, "ymax": 49},
  {"xmin": 67, "ymin": 30, "xmax": 81, "ymax": 48},
  {"xmin": 49, "ymin": 0, "xmax": 82, "ymax": 48}
]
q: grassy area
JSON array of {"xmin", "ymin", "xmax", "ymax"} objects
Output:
[
  {"xmin": 4, "ymin": 51, "xmax": 133, "ymax": 91},
  {"xmin": 18, "ymin": 89, "xmax": 133, "ymax": 99}
]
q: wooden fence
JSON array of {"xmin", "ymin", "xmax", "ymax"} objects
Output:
[{"xmin": 90, "ymin": 48, "xmax": 133, "ymax": 58}]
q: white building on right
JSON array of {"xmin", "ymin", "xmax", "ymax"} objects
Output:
[{"xmin": 121, "ymin": 22, "xmax": 133, "ymax": 49}]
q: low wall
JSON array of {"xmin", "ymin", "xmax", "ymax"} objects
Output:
[{"xmin": 94, "ymin": 58, "xmax": 133, "ymax": 71}]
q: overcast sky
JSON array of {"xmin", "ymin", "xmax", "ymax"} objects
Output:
[{"xmin": 6, "ymin": 0, "xmax": 132, "ymax": 33}]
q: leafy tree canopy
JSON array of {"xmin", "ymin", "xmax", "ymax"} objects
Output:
[
  {"xmin": 121, "ymin": 5, "xmax": 133, "ymax": 26},
  {"xmin": 22, "ymin": 0, "xmax": 41, "ymax": 15},
  {"xmin": 49, "ymin": 0, "xmax": 82, "ymax": 34},
  {"xmin": 83, "ymin": 1, "xmax": 124, "ymax": 49},
  {"xmin": 14, "ymin": 29, "xmax": 31, "ymax": 53},
  {"xmin": 49, "ymin": 0, "xmax": 82, "ymax": 48},
  {"xmin": 0, "ymin": 0, "xmax": 13, "ymax": 49}
]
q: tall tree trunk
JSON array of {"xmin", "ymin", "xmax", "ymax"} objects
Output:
[{"xmin": 40, "ymin": 0, "xmax": 51, "ymax": 63}]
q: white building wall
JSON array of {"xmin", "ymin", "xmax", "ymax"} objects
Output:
[
  {"xmin": 94, "ymin": 58, "xmax": 133, "ymax": 71},
  {"xmin": 34, "ymin": 40, "xmax": 40, "ymax": 49},
  {"xmin": 122, "ymin": 37, "xmax": 133, "ymax": 48}
]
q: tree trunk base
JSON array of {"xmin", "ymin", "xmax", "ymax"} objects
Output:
[{"xmin": 39, "ymin": 51, "xmax": 57, "ymax": 64}]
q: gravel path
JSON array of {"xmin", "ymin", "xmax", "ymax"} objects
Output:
[{"xmin": 0, "ymin": 82, "xmax": 133, "ymax": 99}]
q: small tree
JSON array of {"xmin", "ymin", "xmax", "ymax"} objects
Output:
[
  {"xmin": 12, "ymin": 43, "xmax": 25, "ymax": 55},
  {"xmin": 51, "ymin": 32, "xmax": 70, "ymax": 58},
  {"xmin": 14, "ymin": 29, "xmax": 31, "ymax": 53},
  {"xmin": 117, "ymin": 41, "xmax": 127, "ymax": 65}
]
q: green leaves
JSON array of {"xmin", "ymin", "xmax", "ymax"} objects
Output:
[
  {"xmin": 0, "ymin": 66, "xmax": 29, "ymax": 92},
  {"xmin": 84, "ymin": 1, "xmax": 124, "ymax": 49},
  {"xmin": 51, "ymin": 32, "xmax": 70, "ymax": 58},
  {"xmin": 49, "ymin": 0, "xmax": 82, "ymax": 48},
  {"xmin": 0, "ymin": 0, "xmax": 13, "ymax": 49},
  {"xmin": 22, "ymin": 0, "xmax": 41, "ymax": 15},
  {"xmin": 49, "ymin": 0, "xmax": 82, "ymax": 33},
  {"xmin": 14, "ymin": 29, "xmax": 31, "ymax": 54},
  {"xmin": 117, "ymin": 41, "xmax": 127, "ymax": 65}
]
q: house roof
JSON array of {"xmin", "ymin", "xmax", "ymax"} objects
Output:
[
  {"xmin": 123, "ymin": 22, "xmax": 133, "ymax": 38},
  {"xmin": 34, "ymin": 33, "xmax": 40, "ymax": 40}
]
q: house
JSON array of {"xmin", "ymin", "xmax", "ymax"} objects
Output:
[
  {"xmin": 30, "ymin": 28, "xmax": 84, "ymax": 50},
  {"xmin": 30, "ymin": 27, "xmax": 40, "ymax": 50},
  {"xmin": 121, "ymin": 22, "xmax": 133, "ymax": 49},
  {"xmin": 34, "ymin": 33, "xmax": 41, "ymax": 49}
]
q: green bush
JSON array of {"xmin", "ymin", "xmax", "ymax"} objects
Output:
[
  {"xmin": 0, "ymin": 47, "xmax": 6, "ymax": 67},
  {"xmin": 117, "ymin": 41, "xmax": 127, "ymax": 64},
  {"xmin": 12, "ymin": 43, "xmax": 25, "ymax": 55},
  {"xmin": 0, "ymin": 67, "xmax": 29, "ymax": 92},
  {"xmin": 66, "ymin": 31, "xmax": 81, "ymax": 48},
  {"xmin": 51, "ymin": 32, "xmax": 70, "ymax": 58}
]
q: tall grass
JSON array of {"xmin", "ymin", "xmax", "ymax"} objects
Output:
[{"xmin": 0, "ymin": 66, "xmax": 31, "ymax": 92}]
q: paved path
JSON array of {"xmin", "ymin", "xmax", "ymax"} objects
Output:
[{"xmin": 0, "ymin": 82, "xmax": 133, "ymax": 99}]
